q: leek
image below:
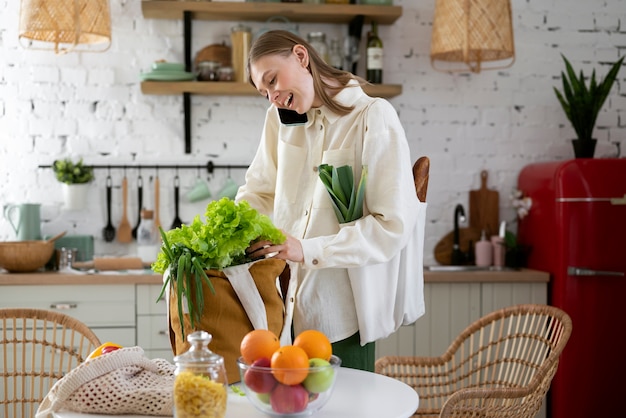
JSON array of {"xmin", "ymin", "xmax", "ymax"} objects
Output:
[{"xmin": 318, "ymin": 164, "xmax": 367, "ymax": 224}]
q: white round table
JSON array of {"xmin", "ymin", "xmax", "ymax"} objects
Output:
[{"xmin": 52, "ymin": 367, "xmax": 419, "ymax": 418}]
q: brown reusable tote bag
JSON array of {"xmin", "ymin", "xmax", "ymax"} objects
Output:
[{"xmin": 167, "ymin": 258, "xmax": 286, "ymax": 384}]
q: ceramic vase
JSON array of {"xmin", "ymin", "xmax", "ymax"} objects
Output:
[
  {"xmin": 62, "ymin": 183, "xmax": 90, "ymax": 210},
  {"xmin": 572, "ymin": 138, "xmax": 597, "ymax": 158}
]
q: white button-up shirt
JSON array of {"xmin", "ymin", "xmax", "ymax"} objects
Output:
[{"xmin": 236, "ymin": 82, "xmax": 420, "ymax": 343}]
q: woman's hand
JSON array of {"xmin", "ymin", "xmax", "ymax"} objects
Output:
[{"xmin": 247, "ymin": 231, "xmax": 304, "ymax": 263}]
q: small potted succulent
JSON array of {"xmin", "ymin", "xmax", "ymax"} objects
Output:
[
  {"xmin": 553, "ymin": 54, "xmax": 624, "ymax": 158},
  {"xmin": 52, "ymin": 158, "xmax": 95, "ymax": 210}
]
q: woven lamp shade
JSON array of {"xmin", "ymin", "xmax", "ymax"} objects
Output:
[
  {"xmin": 19, "ymin": 0, "xmax": 111, "ymax": 54},
  {"xmin": 430, "ymin": 0, "xmax": 515, "ymax": 73}
]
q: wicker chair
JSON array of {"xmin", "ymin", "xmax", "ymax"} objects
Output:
[
  {"xmin": 0, "ymin": 308, "xmax": 101, "ymax": 418},
  {"xmin": 375, "ymin": 304, "xmax": 572, "ymax": 418}
]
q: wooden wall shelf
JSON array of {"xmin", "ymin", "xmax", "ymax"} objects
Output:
[
  {"xmin": 140, "ymin": 0, "xmax": 404, "ymax": 153},
  {"xmin": 140, "ymin": 81, "xmax": 403, "ymax": 98},
  {"xmin": 141, "ymin": 1, "xmax": 402, "ymax": 25}
]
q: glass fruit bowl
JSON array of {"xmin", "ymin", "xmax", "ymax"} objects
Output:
[{"xmin": 236, "ymin": 355, "xmax": 341, "ymax": 417}]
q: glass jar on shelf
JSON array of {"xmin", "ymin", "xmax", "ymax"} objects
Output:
[
  {"xmin": 173, "ymin": 331, "xmax": 228, "ymax": 418},
  {"xmin": 197, "ymin": 61, "xmax": 221, "ymax": 82},
  {"xmin": 329, "ymin": 38, "xmax": 343, "ymax": 70},
  {"xmin": 307, "ymin": 31, "xmax": 329, "ymax": 64}
]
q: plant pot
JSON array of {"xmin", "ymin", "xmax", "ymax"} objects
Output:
[
  {"xmin": 572, "ymin": 139, "xmax": 597, "ymax": 158},
  {"xmin": 62, "ymin": 183, "xmax": 90, "ymax": 210},
  {"xmin": 505, "ymin": 245, "xmax": 531, "ymax": 269}
]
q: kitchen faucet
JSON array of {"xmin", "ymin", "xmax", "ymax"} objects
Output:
[{"xmin": 451, "ymin": 204, "xmax": 466, "ymax": 265}]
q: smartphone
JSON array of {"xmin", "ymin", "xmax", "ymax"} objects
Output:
[{"xmin": 278, "ymin": 108, "xmax": 308, "ymax": 126}]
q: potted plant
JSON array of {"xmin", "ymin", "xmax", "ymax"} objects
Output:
[
  {"xmin": 553, "ymin": 54, "xmax": 624, "ymax": 158},
  {"xmin": 52, "ymin": 158, "xmax": 95, "ymax": 210},
  {"xmin": 151, "ymin": 198, "xmax": 287, "ymax": 383}
]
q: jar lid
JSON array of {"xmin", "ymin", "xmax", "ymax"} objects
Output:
[
  {"xmin": 308, "ymin": 31, "xmax": 326, "ymax": 40},
  {"xmin": 197, "ymin": 60, "xmax": 221, "ymax": 69},
  {"xmin": 140, "ymin": 209, "xmax": 153, "ymax": 219},
  {"xmin": 231, "ymin": 24, "xmax": 251, "ymax": 33},
  {"xmin": 174, "ymin": 330, "xmax": 224, "ymax": 366}
]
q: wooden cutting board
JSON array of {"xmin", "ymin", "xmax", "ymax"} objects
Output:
[
  {"xmin": 434, "ymin": 227, "xmax": 482, "ymax": 265},
  {"xmin": 469, "ymin": 170, "xmax": 499, "ymax": 237}
]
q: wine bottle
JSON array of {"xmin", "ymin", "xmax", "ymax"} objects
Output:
[{"xmin": 366, "ymin": 21, "xmax": 383, "ymax": 84}]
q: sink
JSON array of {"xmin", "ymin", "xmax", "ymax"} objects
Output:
[{"xmin": 425, "ymin": 265, "xmax": 514, "ymax": 272}]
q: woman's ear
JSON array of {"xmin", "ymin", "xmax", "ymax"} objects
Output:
[{"xmin": 292, "ymin": 44, "xmax": 310, "ymax": 68}]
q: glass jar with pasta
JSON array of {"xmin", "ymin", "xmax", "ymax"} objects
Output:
[{"xmin": 173, "ymin": 331, "xmax": 228, "ymax": 418}]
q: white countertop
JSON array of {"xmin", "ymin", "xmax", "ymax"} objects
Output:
[{"xmin": 52, "ymin": 367, "xmax": 419, "ymax": 418}]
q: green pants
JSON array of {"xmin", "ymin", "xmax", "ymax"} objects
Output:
[{"xmin": 331, "ymin": 332, "xmax": 375, "ymax": 372}]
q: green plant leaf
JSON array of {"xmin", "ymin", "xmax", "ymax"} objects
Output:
[
  {"xmin": 348, "ymin": 165, "xmax": 368, "ymax": 221},
  {"xmin": 555, "ymin": 54, "xmax": 623, "ymax": 141}
]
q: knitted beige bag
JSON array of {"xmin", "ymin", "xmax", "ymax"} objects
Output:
[{"xmin": 36, "ymin": 346, "xmax": 175, "ymax": 418}]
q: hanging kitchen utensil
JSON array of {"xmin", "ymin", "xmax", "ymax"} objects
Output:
[
  {"xmin": 102, "ymin": 175, "xmax": 116, "ymax": 242},
  {"xmin": 117, "ymin": 175, "xmax": 132, "ymax": 243},
  {"xmin": 434, "ymin": 227, "xmax": 481, "ymax": 265},
  {"xmin": 171, "ymin": 175, "xmax": 183, "ymax": 229},
  {"xmin": 154, "ymin": 173, "xmax": 162, "ymax": 232},
  {"xmin": 469, "ymin": 170, "xmax": 500, "ymax": 237},
  {"xmin": 132, "ymin": 174, "xmax": 143, "ymax": 239}
]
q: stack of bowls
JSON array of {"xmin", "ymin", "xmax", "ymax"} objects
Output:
[{"xmin": 140, "ymin": 62, "xmax": 195, "ymax": 81}]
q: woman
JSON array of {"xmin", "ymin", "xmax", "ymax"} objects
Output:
[{"xmin": 236, "ymin": 30, "xmax": 423, "ymax": 372}]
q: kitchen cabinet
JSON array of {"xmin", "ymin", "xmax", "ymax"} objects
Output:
[
  {"xmin": 140, "ymin": 0, "xmax": 403, "ymax": 153},
  {"xmin": 375, "ymin": 281, "xmax": 548, "ymax": 357},
  {"xmin": 136, "ymin": 284, "xmax": 173, "ymax": 361},
  {"xmin": 0, "ymin": 285, "xmax": 137, "ymax": 348}
]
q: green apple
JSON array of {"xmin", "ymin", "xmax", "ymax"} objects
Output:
[{"xmin": 303, "ymin": 358, "xmax": 334, "ymax": 393}]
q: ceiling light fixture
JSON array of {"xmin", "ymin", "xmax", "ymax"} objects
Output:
[
  {"xmin": 430, "ymin": 0, "xmax": 515, "ymax": 73},
  {"xmin": 19, "ymin": 0, "xmax": 111, "ymax": 54}
]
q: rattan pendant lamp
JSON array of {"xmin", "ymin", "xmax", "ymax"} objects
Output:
[
  {"xmin": 430, "ymin": 0, "xmax": 515, "ymax": 73},
  {"xmin": 19, "ymin": 0, "xmax": 111, "ymax": 54}
]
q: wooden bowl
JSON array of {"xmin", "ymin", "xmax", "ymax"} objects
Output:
[{"xmin": 0, "ymin": 240, "xmax": 55, "ymax": 272}]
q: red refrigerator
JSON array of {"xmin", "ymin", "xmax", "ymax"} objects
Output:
[{"xmin": 517, "ymin": 158, "xmax": 626, "ymax": 418}]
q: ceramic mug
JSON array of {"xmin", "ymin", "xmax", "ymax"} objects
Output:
[
  {"xmin": 216, "ymin": 177, "xmax": 239, "ymax": 200},
  {"xmin": 3, "ymin": 203, "xmax": 42, "ymax": 241},
  {"xmin": 187, "ymin": 177, "xmax": 212, "ymax": 202}
]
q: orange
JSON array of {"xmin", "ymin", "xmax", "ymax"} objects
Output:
[
  {"xmin": 293, "ymin": 329, "xmax": 332, "ymax": 361},
  {"xmin": 270, "ymin": 345, "xmax": 310, "ymax": 385},
  {"xmin": 240, "ymin": 329, "xmax": 280, "ymax": 365}
]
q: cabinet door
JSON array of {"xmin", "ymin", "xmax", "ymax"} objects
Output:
[
  {"xmin": 136, "ymin": 284, "xmax": 172, "ymax": 360},
  {"xmin": 0, "ymin": 285, "xmax": 135, "ymax": 328},
  {"xmin": 480, "ymin": 282, "xmax": 548, "ymax": 314},
  {"xmin": 376, "ymin": 282, "xmax": 481, "ymax": 358}
]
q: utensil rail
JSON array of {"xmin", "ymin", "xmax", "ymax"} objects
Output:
[{"xmin": 38, "ymin": 160, "xmax": 248, "ymax": 175}]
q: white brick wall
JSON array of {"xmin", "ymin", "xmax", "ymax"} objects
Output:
[{"xmin": 0, "ymin": 0, "xmax": 624, "ymax": 264}]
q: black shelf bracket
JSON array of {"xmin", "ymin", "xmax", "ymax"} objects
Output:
[{"xmin": 183, "ymin": 11, "xmax": 193, "ymax": 154}]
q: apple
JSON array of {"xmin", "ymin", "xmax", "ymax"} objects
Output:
[
  {"xmin": 101, "ymin": 345, "xmax": 122, "ymax": 355},
  {"xmin": 303, "ymin": 358, "xmax": 334, "ymax": 393},
  {"xmin": 256, "ymin": 392, "xmax": 270, "ymax": 405},
  {"xmin": 270, "ymin": 383, "xmax": 309, "ymax": 414},
  {"xmin": 244, "ymin": 357, "xmax": 277, "ymax": 394}
]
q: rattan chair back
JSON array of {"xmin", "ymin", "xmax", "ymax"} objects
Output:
[
  {"xmin": 376, "ymin": 304, "xmax": 572, "ymax": 418},
  {"xmin": 1, "ymin": 308, "xmax": 101, "ymax": 418}
]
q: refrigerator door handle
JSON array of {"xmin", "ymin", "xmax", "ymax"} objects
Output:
[{"xmin": 567, "ymin": 266, "xmax": 625, "ymax": 277}]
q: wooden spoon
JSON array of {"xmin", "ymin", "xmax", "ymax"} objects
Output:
[
  {"xmin": 117, "ymin": 176, "xmax": 132, "ymax": 243},
  {"xmin": 45, "ymin": 231, "xmax": 67, "ymax": 243}
]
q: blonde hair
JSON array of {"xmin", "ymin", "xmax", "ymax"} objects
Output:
[{"xmin": 248, "ymin": 30, "xmax": 365, "ymax": 116}]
